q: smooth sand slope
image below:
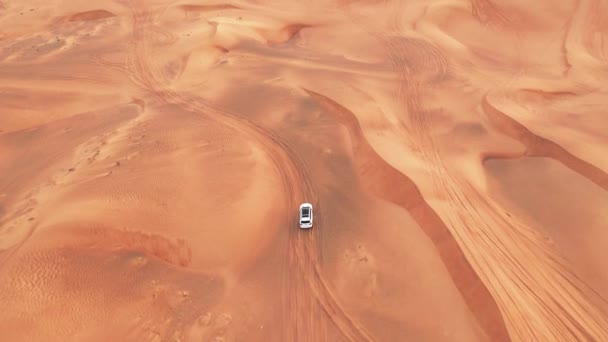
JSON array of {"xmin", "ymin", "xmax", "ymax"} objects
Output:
[{"xmin": 1, "ymin": 0, "xmax": 608, "ymax": 341}]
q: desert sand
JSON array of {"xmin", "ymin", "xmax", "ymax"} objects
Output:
[{"xmin": 1, "ymin": 0, "xmax": 608, "ymax": 341}]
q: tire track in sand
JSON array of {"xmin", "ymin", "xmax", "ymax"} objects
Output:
[
  {"xmin": 470, "ymin": 0, "xmax": 510, "ymax": 27},
  {"xmin": 126, "ymin": 3, "xmax": 373, "ymax": 341},
  {"xmin": 380, "ymin": 28, "xmax": 608, "ymax": 342},
  {"xmin": 303, "ymin": 88, "xmax": 511, "ymax": 341}
]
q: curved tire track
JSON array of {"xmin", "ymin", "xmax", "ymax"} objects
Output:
[
  {"xmin": 347, "ymin": 6, "xmax": 608, "ymax": 341},
  {"xmin": 470, "ymin": 0, "xmax": 510, "ymax": 26},
  {"xmin": 381, "ymin": 23, "xmax": 608, "ymax": 342},
  {"xmin": 126, "ymin": 3, "xmax": 372, "ymax": 341},
  {"xmin": 303, "ymin": 88, "xmax": 511, "ymax": 341}
]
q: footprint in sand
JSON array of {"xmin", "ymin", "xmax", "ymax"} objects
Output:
[
  {"xmin": 343, "ymin": 243, "xmax": 378, "ymax": 297},
  {"xmin": 186, "ymin": 311, "xmax": 231, "ymax": 341},
  {"xmin": 198, "ymin": 312, "xmax": 212, "ymax": 326},
  {"xmin": 214, "ymin": 313, "xmax": 232, "ymax": 329},
  {"xmin": 213, "ymin": 313, "xmax": 232, "ymax": 336}
]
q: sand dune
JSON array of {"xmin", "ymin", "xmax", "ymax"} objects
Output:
[{"xmin": 1, "ymin": 0, "xmax": 608, "ymax": 341}]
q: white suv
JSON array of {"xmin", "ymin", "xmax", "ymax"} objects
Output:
[{"xmin": 299, "ymin": 203, "xmax": 313, "ymax": 229}]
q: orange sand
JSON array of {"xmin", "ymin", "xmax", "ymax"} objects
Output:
[{"xmin": 1, "ymin": 0, "xmax": 608, "ymax": 341}]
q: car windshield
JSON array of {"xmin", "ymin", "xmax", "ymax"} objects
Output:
[{"xmin": 302, "ymin": 208, "xmax": 310, "ymax": 217}]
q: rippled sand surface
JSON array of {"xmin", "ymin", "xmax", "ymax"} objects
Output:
[{"xmin": 1, "ymin": 0, "xmax": 608, "ymax": 341}]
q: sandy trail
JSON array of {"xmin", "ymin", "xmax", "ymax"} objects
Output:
[
  {"xmin": 2, "ymin": 0, "xmax": 608, "ymax": 341},
  {"xmin": 349, "ymin": 3, "xmax": 608, "ymax": 340},
  {"xmin": 127, "ymin": 3, "xmax": 372, "ymax": 341}
]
